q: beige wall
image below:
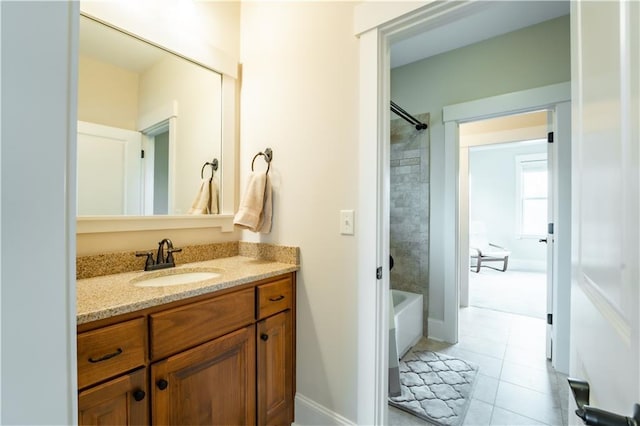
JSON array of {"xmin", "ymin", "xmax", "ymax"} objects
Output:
[
  {"xmin": 80, "ymin": 0, "xmax": 240, "ymax": 68},
  {"xmin": 138, "ymin": 55, "xmax": 222, "ymax": 214},
  {"xmin": 240, "ymin": 1, "xmax": 360, "ymax": 421},
  {"xmin": 77, "ymin": 55, "xmax": 139, "ymax": 130},
  {"xmin": 77, "ymin": 227, "xmax": 239, "ymax": 256}
]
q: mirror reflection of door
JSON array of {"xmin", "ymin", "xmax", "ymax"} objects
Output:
[{"xmin": 77, "ymin": 121, "xmax": 142, "ymax": 215}]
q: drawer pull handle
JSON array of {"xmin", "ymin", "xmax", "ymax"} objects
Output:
[
  {"xmin": 88, "ymin": 348, "xmax": 123, "ymax": 363},
  {"xmin": 157, "ymin": 379, "xmax": 169, "ymax": 390},
  {"xmin": 260, "ymin": 333, "xmax": 269, "ymax": 341},
  {"xmin": 269, "ymin": 295, "xmax": 285, "ymax": 302},
  {"xmin": 133, "ymin": 390, "xmax": 146, "ymax": 402}
]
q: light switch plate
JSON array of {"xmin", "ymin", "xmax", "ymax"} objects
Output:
[{"xmin": 340, "ymin": 210, "xmax": 354, "ymax": 235}]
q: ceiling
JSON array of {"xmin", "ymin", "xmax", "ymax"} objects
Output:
[{"xmin": 390, "ymin": 1, "xmax": 570, "ymax": 69}]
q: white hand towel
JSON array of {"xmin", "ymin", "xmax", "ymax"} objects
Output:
[
  {"xmin": 234, "ymin": 172, "xmax": 272, "ymax": 233},
  {"xmin": 188, "ymin": 178, "xmax": 218, "ymax": 215}
]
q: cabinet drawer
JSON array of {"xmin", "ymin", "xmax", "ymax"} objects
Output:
[
  {"xmin": 77, "ymin": 317, "xmax": 146, "ymax": 389},
  {"xmin": 257, "ymin": 277, "xmax": 293, "ymax": 319},
  {"xmin": 150, "ymin": 288, "xmax": 255, "ymax": 360}
]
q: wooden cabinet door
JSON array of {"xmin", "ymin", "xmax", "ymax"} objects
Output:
[
  {"xmin": 257, "ymin": 311, "xmax": 293, "ymax": 426},
  {"xmin": 151, "ymin": 325, "xmax": 256, "ymax": 426},
  {"xmin": 78, "ymin": 368, "xmax": 148, "ymax": 426}
]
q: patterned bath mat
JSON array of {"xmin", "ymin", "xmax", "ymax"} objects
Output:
[{"xmin": 388, "ymin": 350, "xmax": 479, "ymax": 426}]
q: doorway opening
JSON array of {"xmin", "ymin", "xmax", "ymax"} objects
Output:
[
  {"xmin": 457, "ymin": 110, "xmax": 554, "ymax": 364},
  {"xmin": 466, "ymin": 139, "xmax": 548, "ymax": 315},
  {"xmin": 388, "ymin": 94, "xmax": 572, "ymax": 425},
  {"xmin": 141, "ymin": 119, "xmax": 172, "ymax": 215},
  {"xmin": 460, "ymin": 111, "xmax": 549, "ymax": 326}
]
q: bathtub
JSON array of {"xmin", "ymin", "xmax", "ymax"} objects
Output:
[{"xmin": 392, "ymin": 289, "xmax": 423, "ymax": 358}]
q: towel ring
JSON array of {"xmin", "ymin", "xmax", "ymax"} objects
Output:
[
  {"xmin": 251, "ymin": 148, "xmax": 273, "ymax": 174},
  {"xmin": 201, "ymin": 158, "xmax": 218, "ymax": 179}
]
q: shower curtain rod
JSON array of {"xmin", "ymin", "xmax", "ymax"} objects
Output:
[{"xmin": 391, "ymin": 101, "xmax": 428, "ymax": 131}]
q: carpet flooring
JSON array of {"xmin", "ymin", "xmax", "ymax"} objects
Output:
[{"xmin": 469, "ymin": 269, "xmax": 546, "ymax": 319}]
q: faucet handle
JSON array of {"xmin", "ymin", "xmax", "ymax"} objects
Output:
[
  {"xmin": 166, "ymin": 247, "xmax": 182, "ymax": 266},
  {"xmin": 135, "ymin": 251, "xmax": 155, "ymax": 271}
]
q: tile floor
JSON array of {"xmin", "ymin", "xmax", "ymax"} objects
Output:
[{"xmin": 388, "ymin": 269, "xmax": 571, "ymax": 425}]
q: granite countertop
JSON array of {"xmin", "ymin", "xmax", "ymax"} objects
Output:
[{"xmin": 77, "ymin": 256, "xmax": 298, "ymax": 325}]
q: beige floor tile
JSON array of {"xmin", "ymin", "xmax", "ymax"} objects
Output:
[
  {"xmin": 471, "ymin": 374, "xmax": 499, "ymax": 405},
  {"xmin": 443, "ymin": 347, "xmax": 503, "ymax": 379},
  {"xmin": 397, "ymin": 306, "xmax": 566, "ymax": 426},
  {"xmin": 500, "ymin": 361, "xmax": 557, "ymax": 394},
  {"xmin": 490, "ymin": 407, "xmax": 547, "ymax": 425},
  {"xmin": 457, "ymin": 334, "xmax": 508, "ymax": 359},
  {"xmin": 460, "ymin": 324, "xmax": 511, "ymax": 345},
  {"xmin": 463, "ymin": 399, "xmax": 494, "ymax": 426},
  {"xmin": 507, "ymin": 331, "xmax": 547, "ymax": 352},
  {"xmin": 503, "ymin": 344, "xmax": 550, "ymax": 371},
  {"xmin": 494, "ymin": 381, "xmax": 561, "ymax": 425}
]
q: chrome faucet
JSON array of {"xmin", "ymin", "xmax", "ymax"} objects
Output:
[{"xmin": 135, "ymin": 239, "xmax": 182, "ymax": 271}]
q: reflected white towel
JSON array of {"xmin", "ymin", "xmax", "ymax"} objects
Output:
[
  {"xmin": 234, "ymin": 172, "xmax": 272, "ymax": 233},
  {"xmin": 188, "ymin": 178, "xmax": 218, "ymax": 215}
]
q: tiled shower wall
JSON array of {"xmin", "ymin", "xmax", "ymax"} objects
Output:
[{"xmin": 390, "ymin": 113, "xmax": 430, "ymax": 337}]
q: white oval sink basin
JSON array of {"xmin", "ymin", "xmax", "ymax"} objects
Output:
[{"xmin": 131, "ymin": 269, "xmax": 222, "ymax": 288}]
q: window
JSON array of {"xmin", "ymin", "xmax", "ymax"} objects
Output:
[{"xmin": 516, "ymin": 153, "xmax": 547, "ymax": 238}]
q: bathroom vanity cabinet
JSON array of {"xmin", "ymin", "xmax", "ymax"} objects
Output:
[{"xmin": 77, "ymin": 273, "xmax": 296, "ymax": 425}]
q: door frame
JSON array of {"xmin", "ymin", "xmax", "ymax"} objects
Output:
[
  {"xmin": 443, "ymin": 85, "xmax": 572, "ymax": 374},
  {"xmin": 356, "ymin": 4, "xmax": 573, "ymax": 424}
]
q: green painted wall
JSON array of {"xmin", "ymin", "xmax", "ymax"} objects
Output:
[
  {"xmin": 391, "ymin": 16, "xmax": 571, "ymax": 122},
  {"xmin": 391, "ymin": 15, "xmax": 570, "ymax": 124}
]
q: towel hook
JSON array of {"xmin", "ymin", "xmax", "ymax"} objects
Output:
[
  {"xmin": 251, "ymin": 148, "xmax": 273, "ymax": 174},
  {"xmin": 200, "ymin": 158, "xmax": 218, "ymax": 179}
]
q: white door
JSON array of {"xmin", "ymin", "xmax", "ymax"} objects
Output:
[
  {"xmin": 569, "ymin": 0, "xmax": 639, "ymax": 421},
  {"xmin": 77, "ymin": 121, "xmax": 142, "ymax": 215}
]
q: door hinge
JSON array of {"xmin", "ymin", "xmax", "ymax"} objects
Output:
[
  {"xmin": 141, "ymin": 149, "xmax": 145, "ymax": 159},
  {"xmin": 547, "ymin": 132, "xmax": 554, "ymax": 143},
  {"xmin": 376, "ymin": 267, "xmax": 382, "ymax": 280},
  {"xmin": 547, "ymin": 313, "xmax": 553, "ymax": 325},
  {"xmin": 548, "ymin": 223, "xmax": 554, "ymax": 235}
]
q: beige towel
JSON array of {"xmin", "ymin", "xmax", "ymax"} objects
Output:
[
  {"xmin": 209, "ymin": 178, "xmax": 219, "ymax": 214},
  {"xmin": 188, "ymin": 178, "xmax": 219, "ymax": 215},
  {"xmin": 259, "ymin": 176, "xmax": 272, "ymax": 234},
  {"xmin": 234, "ymin": 172, "xmax": 272, "ymax": 233}
]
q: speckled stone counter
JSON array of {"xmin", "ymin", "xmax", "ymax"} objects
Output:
[
  {"xmin": 77, "ymin": 241, "xmax": 299, "ymax": 280},
  {"xmin": 77, "ymin": 255, "xmax": 298, "ymax": 325}
]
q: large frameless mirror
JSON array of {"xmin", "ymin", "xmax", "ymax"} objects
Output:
[{"xmin": 77, "ymin": 14, "xmax": 223, "ymax": 217}]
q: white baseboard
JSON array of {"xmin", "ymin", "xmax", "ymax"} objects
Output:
[
  {"xmin": 293, "ymin": 393, "xmax": 356, "ymax": 426},
  {"xmin": 427, "ymin": 318, "xmax": 447, "ymax": 342}
]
